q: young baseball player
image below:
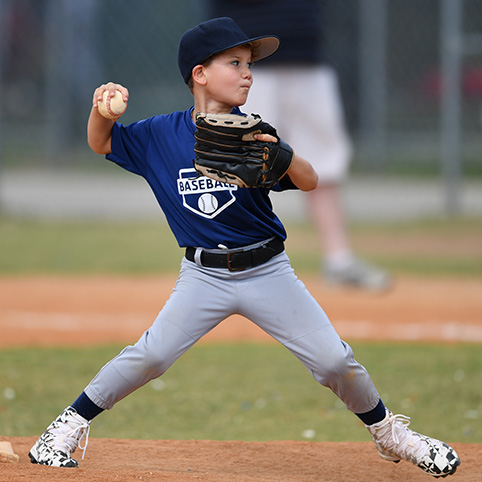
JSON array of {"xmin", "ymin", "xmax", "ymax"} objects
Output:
[{"xmin": 29, "ymin": 17, "xmax": 460, "ymax": 478}]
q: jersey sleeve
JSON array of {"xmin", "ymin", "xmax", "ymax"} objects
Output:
[
  {"xmin": 106, "ymin": 118, "xmax": 154, "ymax": 176},
  {"xmin": 270, "ymin": 175, "xmax": 298, "ymax": 192}
]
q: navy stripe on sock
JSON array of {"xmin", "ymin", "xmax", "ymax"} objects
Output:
[
  {"xmin": 355, "ymin": 399, "xmax": 386, "ymax": 425},
  {"xmin": 72, "ymin": 392, "xmax": 104, "ymax": 421}
]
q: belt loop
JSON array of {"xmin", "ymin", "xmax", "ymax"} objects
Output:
[{"xmin": 194, "ymin": 248, "xmax": 203, "ymax": 267}]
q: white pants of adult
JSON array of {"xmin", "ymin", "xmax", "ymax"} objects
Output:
[
  {"xmin": 244, "ymin": 65, "xmax": 352, "ymax": 183},
  {"xmin": 85, "ymin": 251, "xmax": 380, "ymax": 415}
]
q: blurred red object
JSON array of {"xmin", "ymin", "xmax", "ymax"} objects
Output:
[{"xmin": 420, "ymin": 66, "xmax": 482, "ymax": 100}]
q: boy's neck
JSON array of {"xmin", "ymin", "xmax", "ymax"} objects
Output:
[{"xmin": 192, "ymin": 98, "xmax": 236, "ymax": 121}]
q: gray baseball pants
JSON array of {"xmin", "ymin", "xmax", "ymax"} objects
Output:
[{"xmin": 84, "ymin": 252, "xmax": 380, "ymax": 414}]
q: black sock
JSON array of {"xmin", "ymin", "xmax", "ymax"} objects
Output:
[
  {"xmin": 71, "ymin": 392, "xmax": 104, "ymax": 421},
  {"xmin": 355, "ymin": 399, "xmax": 387, "ymax": 426}
]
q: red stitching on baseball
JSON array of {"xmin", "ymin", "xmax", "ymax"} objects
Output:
[{"xmin": 105, "ymin": 92, "xmax": 125, "ymax": 118}]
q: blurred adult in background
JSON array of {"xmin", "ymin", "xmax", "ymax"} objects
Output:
[{"xmin": 207, "ymin": 0, "xmax": 391, "ymax": 291}]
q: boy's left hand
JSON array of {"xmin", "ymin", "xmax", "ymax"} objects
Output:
[
  {"xmin": 254, "ymin": 133, "xmax": 277, "ymax": 143},
  {"xmin": 193, "ymin": 113, "xmax": 294, "ymax": 188}
]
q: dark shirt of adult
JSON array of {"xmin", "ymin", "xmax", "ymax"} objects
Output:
[{"xmin": 207, "ymin": 0, "xmax": 327, "ymax": 65}]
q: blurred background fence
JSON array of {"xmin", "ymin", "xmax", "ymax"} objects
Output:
[{"xmin": 0, "ymin": 0, "xmax": 481, "ymax": 220}]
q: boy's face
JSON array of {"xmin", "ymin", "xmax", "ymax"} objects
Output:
[{"xmin": 202, "ymin": 45, "xmax": 253, "ymax": 108}]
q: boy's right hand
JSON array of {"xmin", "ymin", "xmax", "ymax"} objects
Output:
[
  {"xmin": 88, "ymin": 82, "xmax": 128, "ymax": 154},
  {"xmin": 93, "ymin": 82, "xmax": 129, "ymax": 116}
]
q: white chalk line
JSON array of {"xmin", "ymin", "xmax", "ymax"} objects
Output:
[{"xmin": 1, "ymin": 311, "xmax": 481, "ymax": 343}]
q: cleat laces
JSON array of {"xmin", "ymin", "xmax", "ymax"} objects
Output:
[
  {"xmin": 383, "ymin": 413, "xmax": 427, "ymax": 463},
  {"xmin": 51, "ymin": 415, "xmax": 91, "ymax": 459}
]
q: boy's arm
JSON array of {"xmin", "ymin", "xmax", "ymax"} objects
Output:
[
  {"xmin": 285, "ymin": 153, "xmax": 318, "ymax": 192},
  {"xmin": 254, "ymin": 133, "xmax": 318, "ymax": 192},
  {"xmin": 87, "ymin": 83, "xmax": 129, "ymax": 155}
]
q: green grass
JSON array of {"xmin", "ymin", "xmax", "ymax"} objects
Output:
[
  {"xmin": 0, "ymin": 217, "xmax": 480, "ymax": 444},
  {"xmin": 0, "ymin": 342, "xmax": 479, "ymax": 443},
  {"xmin": 286, "ymin": 216, "xmax": 482, "ymax": 277},
  {"xmin": 1, "ymin": 216, "xmax": 482, "ymax": 276},
  {"xmin": 0, "ymin": 218, "xmax": 181, "ymax": 274}
]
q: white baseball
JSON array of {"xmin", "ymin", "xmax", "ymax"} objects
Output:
[
  {"xmin": 198, "ymin": 193, "xmax": 218, "ymax": 214},
  {"xmin": 97, "ymin": 90, "xmax": 127, "ymax": 120}
]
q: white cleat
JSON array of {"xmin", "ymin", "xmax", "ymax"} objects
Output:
[
  {"xmin": 367, "ymin": 410, "xmax": 460, "ymax": 478},
  {"xmin": 29, "ymin": 406, "xmax": 90, "ymax": 468}
]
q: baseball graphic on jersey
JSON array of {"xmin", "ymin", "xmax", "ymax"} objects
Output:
[{"xmin": 198, "ymin": 193, "xmax": 218, "ymax": 214}]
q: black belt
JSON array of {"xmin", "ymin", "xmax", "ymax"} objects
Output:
[{"xmin": 185, "ymin": 238, "xmax": 284, "ymax": 272}]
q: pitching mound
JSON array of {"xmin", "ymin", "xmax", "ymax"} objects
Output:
[{"xmin": 1, "ymin": 437, "xmax": 478, "ymax": 481}]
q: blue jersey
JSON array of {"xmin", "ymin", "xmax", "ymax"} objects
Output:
[{"xmin": 106, "ymin": 108, "xmax": 296, "ymax": 249}]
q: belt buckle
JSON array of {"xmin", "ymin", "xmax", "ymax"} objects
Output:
[{"xmin": 226, "ymin": 249, "xmax": 246, "ymax": 272}]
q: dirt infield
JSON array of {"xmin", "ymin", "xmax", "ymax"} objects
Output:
[
  {"xmin": 1, "ymin": 274, "xmax": 482, "ymax": 346},
  {"xmin": 0, "ymin": 437, "xmax": 478, "ymax": 482},
  {"xmin": 1, "ymin": 274, "xmax": 481, "ymax": 481}
]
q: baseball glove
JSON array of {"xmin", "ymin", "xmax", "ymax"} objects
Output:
[{"xmin": 193, "ymin": 113, "xmax": 294, "ymax": 188}]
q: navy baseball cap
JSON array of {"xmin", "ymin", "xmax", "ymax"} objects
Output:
[{"xmin": 178, "ymin": 17, "xmax": 279, "ymax": 84}]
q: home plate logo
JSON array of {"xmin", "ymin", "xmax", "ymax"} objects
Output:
[{"xmin": 177, "ymin": 168, "xmax": 237, "ymax": 219}]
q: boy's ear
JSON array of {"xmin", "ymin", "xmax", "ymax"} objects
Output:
[{"xmin": 192, "ymin": 65, "xmax": 207, "ymax": 86}]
